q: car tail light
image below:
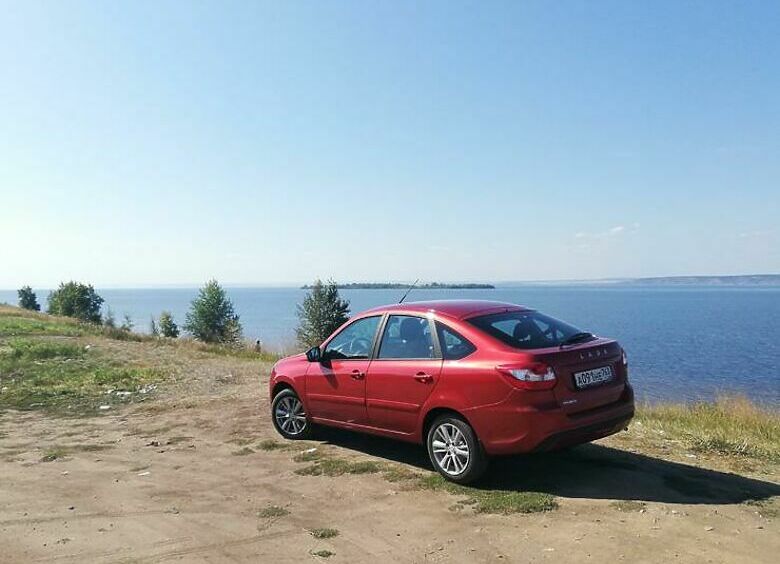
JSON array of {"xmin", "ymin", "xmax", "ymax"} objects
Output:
[
  {"xmin": 621, "ymin": 349, "xmax": 629, "ymax": 380},
  {"xmin": 496, "ymin": 362, "xmax": 557, "ymax": 390}
]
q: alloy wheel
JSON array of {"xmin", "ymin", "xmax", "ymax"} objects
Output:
[
  {"xmin": 274, "ymin": 396, "xmax": 307, "ymax": 435},
  {"xmin": 431, "ymin": 422, "xmax": 470, "ymax": 476}
]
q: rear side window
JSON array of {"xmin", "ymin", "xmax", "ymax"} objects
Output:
[
  {"xmin": 468, "ymin": 311, "xmax": 583, "ymax": 350},
  {"xmin": 378, "ymin": 315, "xmax": 436, "ymax": 359},
  {"xmin": 435, "ymin": 322, "xmax": 476, "ymax": 360}
]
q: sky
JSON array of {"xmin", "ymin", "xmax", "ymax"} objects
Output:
[{"xmin": 1, "ymin": 1, "xmax": 778, "ymax": 288}]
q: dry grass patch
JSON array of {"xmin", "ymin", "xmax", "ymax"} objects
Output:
[
  {"xmin": 610, "ymin": 500, "xmax": 647, "ymax": 512},
  {"xmin": 257, "ymin": 439, "xmax": 291, "ymax": 451},
  {"xmin": 419, "ymin": 474, "xmax": 558, "ymax": 514},
  {"xmin": 257, "ymin": 505, "xmax": 289, "ymax": 518},
  {"xmin": 309, "ymin": 528, "xmax": 339, "ymax": 539}
]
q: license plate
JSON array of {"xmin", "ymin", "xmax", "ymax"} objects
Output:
[{"xmin": 574, "ymin": 366, "xmax": 613, "ymax": 389}]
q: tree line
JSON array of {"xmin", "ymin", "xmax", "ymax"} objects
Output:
[{"xmin": 16, "ymin": 279, "xmax": 350, "ymax": 350}]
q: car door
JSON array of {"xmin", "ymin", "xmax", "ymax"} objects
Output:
[
  {"xmin": 305, "ymin": 315, "xmax": 382, "ymax": 425},
  {"xmin": 365, "ymin": 315, "xmax": 443, "ymax": 434}
]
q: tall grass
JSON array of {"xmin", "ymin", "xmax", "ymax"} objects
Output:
[{"xmin": 636, "ymin": 396, "xmax": 780, "ymax": 462}]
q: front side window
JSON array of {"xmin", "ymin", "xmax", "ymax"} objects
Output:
[
  {"xmin": 323, "ymin": 316, "xmax": 381, "ymax": 360},
  {"xmin": 378, "ymin": 315, "xmax": 436, "ymax": 359},
  {"xmin": 468, "ymin": 311, "xmax": 586, "ymax": 350},
  {"xmin": 436, "ymin": 322, "xmax": 476, "ymax": 360}
]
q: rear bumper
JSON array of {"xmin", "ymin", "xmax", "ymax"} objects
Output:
[
  {"xmin": 531, "ymin": 411, "xmax": 634, "ymax": 452},
  {"xmin": 468, "ymin": 384, "xmax": 635, "ymax": 455}
]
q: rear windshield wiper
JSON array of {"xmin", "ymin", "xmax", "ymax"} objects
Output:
[{"xmin": 559, "ymin": 332, "xmax": 594, "ymax": 347}]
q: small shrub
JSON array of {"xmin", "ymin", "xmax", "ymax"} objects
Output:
[
  {"xmin": 17, "ymin": 286, "xmax": 40, "ymax": 311},
  {"xmin": 159, "ymin": 311, "xmax": 179, "ymax": 338},
  {"xmin": 184, "ymin": 280, "xmax": 243, "ymax": 344},
  {"xmin": 47, "ymin": 282, "xmax": 104, "ymax": 323},
  {"xmin": 310, "ymin": 550, "xmax": 335, "ymax": 558},
  {"xmin": 120, "ymin": 314, "xmax": 134, "ymax": 332}
]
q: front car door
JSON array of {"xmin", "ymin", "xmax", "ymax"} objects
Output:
[
  {"xmin": 306, "ymin": 315, "xmax": 382, "ymax": 425},
  {"xmin": 365, "ymin": 315, "xmax": 443, "ymax": 434}
]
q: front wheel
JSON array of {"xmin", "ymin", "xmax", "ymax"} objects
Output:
[
  {"xmin": 271, "ymin": 389, "xmax": 312, "ymax": 440},
  {"xmin": 426, "ymin": 415, "xmax": 487, "ymax": 484}
]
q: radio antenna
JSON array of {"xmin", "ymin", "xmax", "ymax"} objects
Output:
[{"xmin": 398, "ymin": 279, "xmax": 420, "ymax": 303}]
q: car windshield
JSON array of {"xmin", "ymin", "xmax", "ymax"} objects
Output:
[{"xmin": 467, "ymin": 310, "xmax": 587, "ymax": 350}]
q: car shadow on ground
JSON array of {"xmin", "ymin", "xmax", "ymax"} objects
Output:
[{"xmin": 313, "ymin": 427, "xmax": 780, "ymax": 505}]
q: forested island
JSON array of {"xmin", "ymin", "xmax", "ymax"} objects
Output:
[{"xmin": 299, "ymin": 282, "xmax": 495, "ymax": 290}]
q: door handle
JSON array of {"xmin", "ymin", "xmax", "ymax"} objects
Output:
[
  {"xmin": 414, "ymin": 372, "xmax": 433, "ymax": 383},
  {"xmin": 350, "ymin": 370, "xmax": 365, "ymax": 380}
]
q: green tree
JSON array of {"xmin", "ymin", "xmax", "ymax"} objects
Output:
[
  {"xmin": 296, "ymin": 279, "xmax": 350, "ymax": 348},
  {"xmin": 158, "ymin": 311, "xmax": 179, "ymax": 338},
  {"xmin": 17, "ymin": 286, "xmax": 40, "ymax": 311},
  {"xmin": 47, "ymin": 281, "xmax": 104, "ymax": 323},
  {"xmin": 184, "ymin": 280, "xmax": 243, "ymax": 344}
]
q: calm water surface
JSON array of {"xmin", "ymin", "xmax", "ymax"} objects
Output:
[{"xmin": 2, "ymin": 286, "xmax": 778, "ymax": 405}]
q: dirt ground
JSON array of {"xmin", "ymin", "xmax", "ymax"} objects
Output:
[{"xmin": 1, "ymin": 347, "xmax": 778, "ymax": 563}]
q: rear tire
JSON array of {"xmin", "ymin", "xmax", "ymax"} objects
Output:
[
  {"xmin": 271, "ymin": 389, "xmax": 312, "ymax": 440},
  {"xmin": 426, "ymin": 415, "xmax": 488, "ymax": 484}
]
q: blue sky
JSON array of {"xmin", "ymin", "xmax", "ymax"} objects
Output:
[{"xmin": 1, "ymin": 1, "xmax": 778, "ymax": 287}]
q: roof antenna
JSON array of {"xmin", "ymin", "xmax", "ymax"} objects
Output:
[{"xmin": 398, "ymin": 279, "xmax": 419, "ymax": 304}]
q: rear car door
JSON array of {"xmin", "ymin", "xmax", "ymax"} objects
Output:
[
  {"xmin": 365, "ymin": 315, "xmax": 442, "ymax": 434},
  {"xmin": 306, "ymin": 316, "xmax": 382, "ymax": 425}
]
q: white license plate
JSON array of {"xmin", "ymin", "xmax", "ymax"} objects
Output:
[{"xmin": 574, "ymin": 366, "xmax": 613, "ymax": 389}]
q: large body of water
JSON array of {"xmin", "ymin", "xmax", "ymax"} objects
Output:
[{"xmin": 2, "ymin": 286, "xmax": 778, "ymax": 405}]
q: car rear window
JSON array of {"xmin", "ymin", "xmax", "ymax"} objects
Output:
[{"xmin": 467, "ymin": 310, "xmax": 584, "ymax": 350}]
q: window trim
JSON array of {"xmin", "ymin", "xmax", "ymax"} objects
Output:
[
  {"xmin": 321, "ymin": 314, "xmax": 383, "ymax": 362},
  {"xmin": 372, "ymin": 313, "xmax": 442, "ymax": 361}
]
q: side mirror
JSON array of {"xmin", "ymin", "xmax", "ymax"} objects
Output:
[{"xmin": 306, "ymin": 346, "xmax": 322, "ymax": 363}]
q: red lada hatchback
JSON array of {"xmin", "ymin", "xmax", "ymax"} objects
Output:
[{"xmin": 269, "ymin": 300, "xmax": 634, "ymax": 483}]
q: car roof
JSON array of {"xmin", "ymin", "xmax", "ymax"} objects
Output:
[{"xmin": 360, "ymin": 300, "xmax": 530, "ymax": 320}]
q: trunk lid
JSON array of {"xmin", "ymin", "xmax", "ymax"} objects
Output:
[{"xmin": 533, "ymin": 338, "xmax": 626, "ymax": 415}]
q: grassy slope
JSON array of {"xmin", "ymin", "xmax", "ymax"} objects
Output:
[{"xmin": 0, "ymin": 304, "xmax": 275, "ymax": 415}]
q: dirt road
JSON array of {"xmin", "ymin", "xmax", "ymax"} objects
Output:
[{"xmin": 1, "ymin": 351, "xmax": 778, "ymax": 563}]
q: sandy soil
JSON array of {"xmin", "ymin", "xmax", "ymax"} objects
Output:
[{"xmin": 1, "ymin": 351, "xmax": 778, "ymax": 563}]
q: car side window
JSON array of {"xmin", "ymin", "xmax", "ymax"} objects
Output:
[
  {"xmin": 322, "ymin": 316, "xmax": 381, "ymax": 360},
  {"xmin": 436, "ymin": 322, "xmax": 476, "ymax": 360},
  {"xmin": 378, "ymin": 315, "xmax": 436, "ymax": 359}
]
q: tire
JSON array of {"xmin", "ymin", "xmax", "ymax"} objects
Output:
[
  {"xmin": 271, "ymin": 389, "xmax": 312, "ymax": 440},
  {"xmin": 426, "ymin": 415, "xmax": 488, "ymax": 484}
]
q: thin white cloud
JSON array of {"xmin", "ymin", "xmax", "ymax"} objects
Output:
[
  {"xmin": 738, "ymin": 230, "xmax": 772, "ymax": 239},
  {"xmin": 573, "ymin": 223, "xmax": 639, "ymax": 241}
]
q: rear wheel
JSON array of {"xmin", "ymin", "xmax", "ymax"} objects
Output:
[
  {"xmin": 426, "ymin": 415, "xmax": 487, "ymax": 484},
  {"xmin": 271, "ymin": 389, "xmax": 312, "ymax": 440}
]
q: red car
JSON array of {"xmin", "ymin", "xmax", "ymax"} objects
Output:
[{"xmin": 269, "ymin": 300, "xmax": 634, "ymax": 483}]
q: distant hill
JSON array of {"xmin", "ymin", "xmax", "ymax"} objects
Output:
[
  {"xmin": 300, "ymin": 282, "xmax": 495, "ymax": 290},
  {"xmin": 622, "ymin": 274, "xmax": 780, "ymax": 286}
]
